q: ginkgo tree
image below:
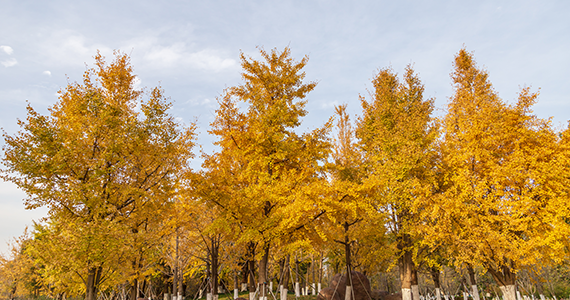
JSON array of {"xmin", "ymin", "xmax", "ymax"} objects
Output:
[
  {"xmin": 422, "ymin": 48, "xmax": 570, "ymax": 300},
  {"xmin": 198, "ymin": 46, "xmax": 331, "ymax": 300},
  {"xmin": 1, "ymin": 51, "xmax": 196, "ymax": 300},
  {"xmin": 356, "ymin": 66, "xmax": 438, "ymax": 300}
]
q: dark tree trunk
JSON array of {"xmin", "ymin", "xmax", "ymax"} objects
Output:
[
  {"xmin": 467, "ymin": 264, "xmax": 480, "ymax": 300},
  {"xmin": 247, "ymin": 242, "xmax": 256, "ymax": 300},
  {"xmin": 344, "ymin": 222, "xmax": 353, "ymax": 300},
  {"xmin": 258, "ymin": 242, "xmax": 270, "ymax": 300},
  {"xmin": 211, "ymin": 238, "xmax": 219, "ymax": 300},
  {"xmin": 281, "ymin": 255, "xmax": 290, "ymax": 300},
  {"xmin": 398, "ymin": 233, "xmax": 414, "ymax": 300},
  {"xmin": 86, "ymin": 266, "xmax": 102, "ymax": 300},
  {"xmin": 431, "ymin": 267, "xmax": 442, "ymax": 300},
  {"xmin": 487, "ymin": 262, "xmax": 517, "ymax": 300}
]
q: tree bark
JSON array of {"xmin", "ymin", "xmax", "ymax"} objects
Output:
[
  {"xmin": 281, "ymin": 255, "xmax": 290, "ymax": 300},
  {"xmin": 295, "ymin": 254, "xmax": 300, "ymax": 297},
  {"xmin": 487, "ymin": 263, "xmax": 517, "ymax": 300},
  {"xmin": 344, "ymin": 222, "xmax": 353, "ymax": 300},
  {"xmin": 411, "ymin": 269, "xmax": 419, "ymax": 300},
  {"xmin": 399, "ymin": 249, "xmax": 414, "ymax": 300},
  {"xmin": 211, "ymin": 238, "xmax": 219, "ymax": 300},
  {"xmin": 247, "ymin": 242, "xmax": 256, "ymax": 300},
  {"xmin": 234, "ymin": 271, "xmax": 239, "ymax": 299},
  {"xmin": 242, "ymin": 259, "xmax": 249, "ymax": 292},
  {"xmin": 86, "ymin": 266, "xmax": 102, "ymax": 300},
  {"xmin": 431, "ymin": 267, "xmax": 441, "ymax": 300},
  {"xmin": 206, "ymin": 260, "xmax": 212, "ymax": 300},
  {"xmin": 467, "ymin": 264, "xmax": 480, "ymax": 300},
  {"xmin": 258, "ymin": 242, "xmax": 270, "ymax": 300}
]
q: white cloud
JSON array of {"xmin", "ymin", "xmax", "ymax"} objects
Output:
[
  {"xmin": 142, "ymin": 43, "xmax": 238, "ymax": 72},
  {"xmin": 43, "ymin": 70, "xmax": 51, "ymax": 76},
  {"xmin": 41, "ymin": 31, "xmax": 113, "ymax": 67},
  {"xmin": 1, "ymin": 58, "xmax": 18, "ymax": 67},
  {"xmin": 0, "ymin": 45, "xmax": 14, "ymax": 55}
]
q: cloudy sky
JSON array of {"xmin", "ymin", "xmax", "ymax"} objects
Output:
[{"xmin": 1, "ymin": 0, "xmax": 569, "ymax": 255}]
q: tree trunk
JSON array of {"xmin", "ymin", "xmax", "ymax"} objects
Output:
[
  {"xmin": 295, "ymin": 254, "xmax": 300, "ymax": 297},
  {"xmin": 174, "ymin": 230, "xmax": 179, "ymax": 300},
  {"xmin": 206, "ymin": 260, "xmax": 212, "ymax": 300},
  {"xmin": 212, "ymin": 238, "xmax": 219, "ymax": 300},
  {"xmin": 242, "ymin": 260, "xmax": 249, "ymax": 292},
  {"xmin": 247, "ymin": 243, "xmax": 256, "ymax": 300},
  {"xmin": 344, "ymin": 222, "xmax": 353, "ymax": 300},
  {"xmin": 411, "ymin": 269, "xmax": 419, "ymax": 300},
  {"xmin": 234, "ymin": 271, "xmax": 239, "ymax": 299},
  {"xmin": 86, "ymin": 266, "xmax": 102, "ymax": 300},
  {"xmin": 281, "ymin": 256, "xmax": 290, "ymax": 300},
  {"xmin": 258, "ymin": 242, "xmax": 270, "ymax": 300},
  {"xmin": 467, "ymin": 264, "xmax": 480, "ymax": 300},
  {"xmin": 431, "ymin": 267, "xmax": 441, "ymax": 300},
  {"xmin": 318, "ymin": 252, "xmax": 323, "ymax": 293},
  {"xmin": 399, "ymin": 250, "xmax": 413, "ymax": 300},
  {"xmin": 488, "ymin": 263, "xmax": 517, "ymax": 300}
]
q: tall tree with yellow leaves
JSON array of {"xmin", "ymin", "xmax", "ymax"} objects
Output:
[
  {"xmin": 423, "ymin": 49, "xmax": 570, "ymax": 300},
  {"xmin": 1, "ymin": 51, "xmax": 196, "ymax": 300},
  {"xmin": 356, "ymin": 66, "xmax": 438, "ymax": 300},
  {"xmin": 199, "ymin": 47, "xmax": 331, "ymax": 300}
]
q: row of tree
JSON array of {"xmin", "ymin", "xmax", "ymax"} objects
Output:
[{"xmin": 1, "ymin": 47, "xmax": 569, "ymax": 300}]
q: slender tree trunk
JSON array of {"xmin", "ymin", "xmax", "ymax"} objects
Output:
[
  {"xmin": 431, "ymin": 267, "xmax": 442, "ymax": 300},
  {"xmin": 242, "ymin": 260, "xmax": 249, "ymax": 292},
  {"xmin": 258, "ymin": 242, "xmax": 270, "ymax": 300},
  {"xmin": 467, "ymin": 264, "xmax": 480, "ymax": 300},
  {"xmin": 130, "ymin": 279, "xmax": 139, "ymax": 300},
  {"xmin": 344, "ymin": 222, "xmax": 353, "ymax": 300},
  {"xmin": 235, "ymin": 271, "xmax": 239, "ymax": 300},
  {"xmin": 247, "ymin": 243, "xmax": 256, "ymax": 300},
  {"xmin": 206, "ymin": 260, "xmax": 212, "ymax": 300},
  {"xmin": 281, "ymin": 256, "xmax": 290, "ymax": 300},
  {"xmin": 211, "ymin": 238, "xmax": 219, "ymax": 300},
  {"xmin": 295, "ymin": 254, "xmax": 300, "ymax": 297},
  {"xmin": 86, "ymin": 266, "xmax": 102, "ymax": 300},
  {"xmin": 318, "ymin": 252, "xmax": 323, "ymax": 293},
  {"xmin": 311, "ymin": 255, "xmax": 316, "ymax": 295},
  {"xmin": 174, "ymin": 229, "xmax": 179, "ymax": 300}
]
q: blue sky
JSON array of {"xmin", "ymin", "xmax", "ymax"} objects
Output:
[{"xmin": 1, "ymin": 0, "xmax": 569, "ymax": 255}]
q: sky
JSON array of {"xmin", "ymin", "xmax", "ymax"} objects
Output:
[{"xmin": 1, "ymin": 0, "xmax": 569, "ymax": 256}]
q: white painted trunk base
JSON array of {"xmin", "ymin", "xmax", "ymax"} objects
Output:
[
  {"xmin": 318, "ymin": 283, "xmax": 322, "ymax": 293},
  {"xmin": 241, "ymin": 284, "xmax": 248, "ymax": 292},
  {"xmin": 499, "ymin": 285, "xmax": 517, "ymax": 300},
  {"xmin": 213, "ymin": 295, "xmax": 219, "ymax": 300},
  {"xmin": 249, "ymin": 292, "xmax": 255, "ymax": 300},
  {"xmin": 435, "ymin": 288, "xmax": 442, "ymax": 300},
  {"xmin": 164, "ymin": 294, "xmax": 169, "ymax": 300},
  {"xmin": 540, "ymin": 294, "xmax": 546, "ymax": 300},
  {"xmin": 295, "ymin": 283, "xmax": 300, "ymax": 297},
  {"xmin": 281, "ymin": 289, "xmax": 288, "ymax": 300},
  {"xmin": 402, "ymin": 288, "xmax": 412, "ymax": 300},
  {"xmin": 207, "ymin": 293, "xmax": 212, "ymax": 300},
  {"xmin": 412, "ymin": 285, "xmax": 419, "ymax": 300},
  {"xmin": 234, "ymin": 289, "xmax": 239, "ymax": 299},
  {"xmin": 516, "ymin": 291, "xmax": 522, "ymax": 300},
  {"xmin": 345, "ymin": 286, "xmax": 353, "ymax": 300},
  {"xmin": 472, "ymin": 285, "xmax": 481, "ymax": 300}
]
